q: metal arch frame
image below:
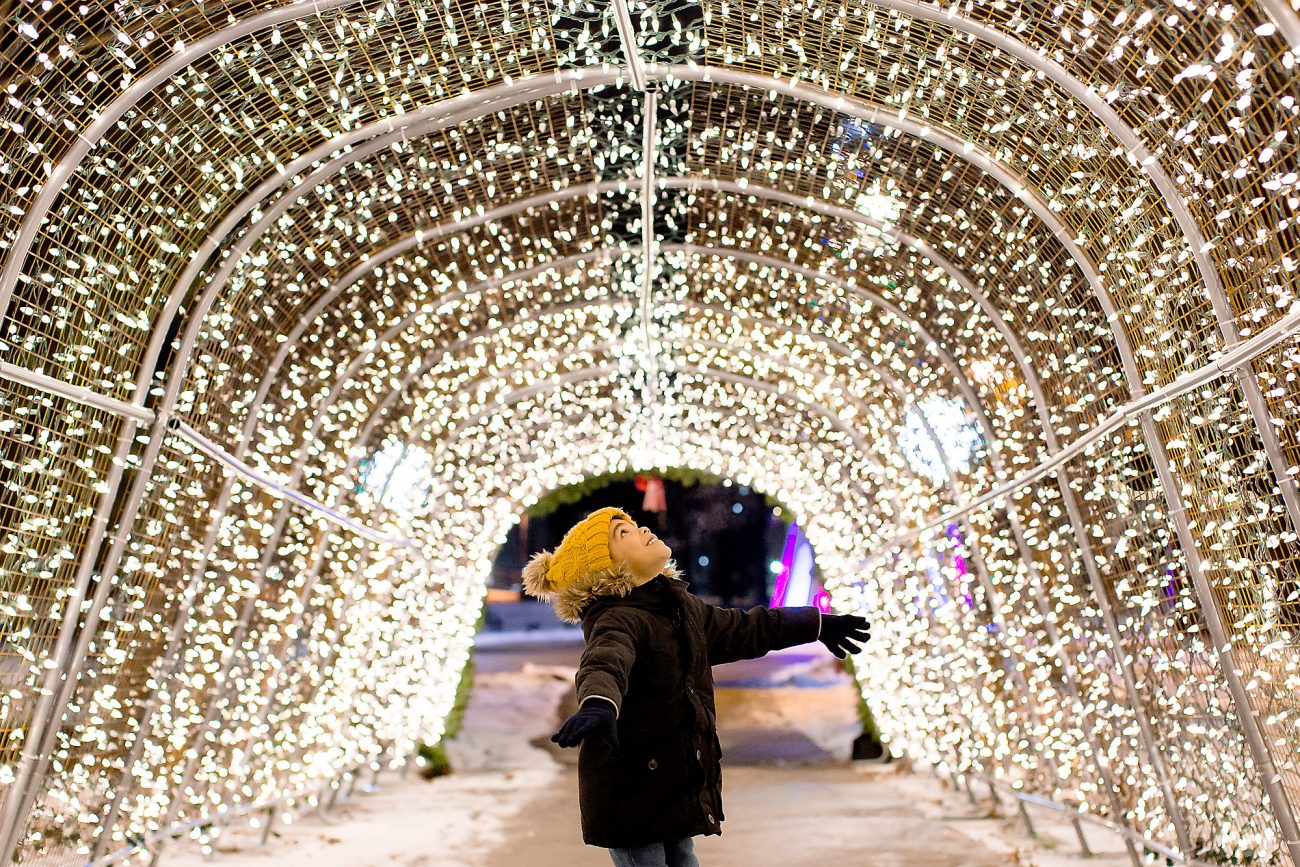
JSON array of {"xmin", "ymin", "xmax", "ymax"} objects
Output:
[
  {"xmin": 211, "ymin": 281, "xmax": 902, "ymax": 580},
  {"xmin": 288, "ymin": 239, "xmax": 1028, "ymax": 463},
  {"xmin": 1258, "ymin": 0, "xmax": 1300, "ymax": 51},
  {"xmin": 346, "ymin": 335, "xmax": 908, "ymax": 529},
  {"xmin": 135, "ymin": 311, "xmax": 913, "ymax": 857},
  {"xmin": 394, "ymin": 377, "xmax": 891, "ymax": 550},
  {"xmin": 0, "ymin": 53, "xmax": 1170, "ymax": 543},
  {"xmin": 0, "ymin": 9, "xmax": 1296, "ymax": 855},
  {"xmin": 638, "ymin": 84, "xmax": 663, "ymax": 404},
  {"xmin": 391, "ymin": 351, "xmax": 899, "ymax": 543}
]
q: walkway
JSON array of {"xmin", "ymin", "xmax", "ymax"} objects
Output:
[{"xmin": 166, "ymin": 641, "xmax": 1133, "ymax": 867}]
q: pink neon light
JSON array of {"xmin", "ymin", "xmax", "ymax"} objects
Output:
[{"xmin": 769, "ymin": 521, "xmax": 799, "ymax": 607}]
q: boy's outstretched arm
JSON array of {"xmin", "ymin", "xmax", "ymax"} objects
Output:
[
  {"xmin": 694, "ymin": 597, "xmax": 872, "ymax": 665},
  {"xmin": 693, "ymin": 597, "xmax": 822, "ymax": 666},
  {"xmin": 552, "ymin": 610, "xmax": 641, "ymax": 748},
  {"xmin": 574, "ymin": 608, "xmax": 641, "ymax": 719}
]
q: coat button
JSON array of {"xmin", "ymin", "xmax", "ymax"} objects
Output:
[
  {"xmin": 647, "ymin": 758, "xmax": 657, "ymax": 770},
  {"xmin": 707, "ymin": 813, "xmax": 715, "ymax": 824},
  {"xmin": 695, "ymin": 749, "xmax": 702, "ymax": 760}
]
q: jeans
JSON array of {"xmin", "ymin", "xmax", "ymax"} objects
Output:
[{"xmin": 608, "ymin": 836, "xmax": 699, "ymax": 867}]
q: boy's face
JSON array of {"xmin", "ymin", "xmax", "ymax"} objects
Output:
[{"xmin": 608, "ymin": 517, "xmax": 672, "ymax": 583}]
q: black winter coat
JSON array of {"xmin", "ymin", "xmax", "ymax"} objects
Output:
[{"xmin": 573, "ymin": 573, "xmax": 822, "ymax": 849}]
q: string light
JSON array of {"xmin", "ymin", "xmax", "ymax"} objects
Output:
[{"xmin": 0, "ymin": 1, "xmax": 1296, "ymax": 865}]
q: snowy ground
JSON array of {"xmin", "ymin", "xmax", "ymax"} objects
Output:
[{"xmin": 164, "ymin": 643, "xmax": 1135, "ymax": 867}]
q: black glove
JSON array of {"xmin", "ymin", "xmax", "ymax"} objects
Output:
[
  {"xmin": 819, "ymin": 613, "xmax": 871, "ymax": 659},
  {"xmin": 551, "ymin": 699, "xmax": 619, "ymax": 749}
]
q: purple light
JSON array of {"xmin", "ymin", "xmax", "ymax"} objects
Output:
[
  {"xmin": 813, "ymin": 591, "xmax": 833, "ymax": 613},
  {"xmin": 769, "ymin": 521, "xmax": 799, "ymax": 607}
]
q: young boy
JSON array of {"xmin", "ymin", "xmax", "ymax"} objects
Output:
[{"xmin": 522, "ymin": 506, "xmax": 871, "ymax": 867}]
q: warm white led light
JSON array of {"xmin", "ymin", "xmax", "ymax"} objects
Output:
[{"xmin": 0, "ymin": 1, "xmax": 1297, "ymax": 865}]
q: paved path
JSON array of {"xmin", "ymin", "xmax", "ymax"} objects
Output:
[{"xmin": 168, "ymin": 641, "xmax": 1131, "ymax": 867}]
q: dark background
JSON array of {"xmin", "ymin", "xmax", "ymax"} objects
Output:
[{"xmin": 489, "ymin": 476, "xmax": 790, "ymax": 608}]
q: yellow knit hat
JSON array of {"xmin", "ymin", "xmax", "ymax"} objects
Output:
[{"xmin": 521, "ymin": 506, "xmax": 632, "ymax": 599}]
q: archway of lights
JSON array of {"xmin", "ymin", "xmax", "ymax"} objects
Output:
[{"xmin": 0, "ymin": 0, "xmax": 1298, "ymax": 864}]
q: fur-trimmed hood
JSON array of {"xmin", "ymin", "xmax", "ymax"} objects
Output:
[{"xmin": 522, "ymin": 554, "xmax": 682, "ymax": 624}]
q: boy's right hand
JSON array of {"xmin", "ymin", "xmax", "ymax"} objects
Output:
[{"xmin": 551, "ymin": 698, "xmax": 619, "ymax": 748}]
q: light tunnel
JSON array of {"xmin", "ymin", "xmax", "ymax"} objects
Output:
[{"xmin": 0, "ymin": 0, "xmax": 1298, "ymax": 863}]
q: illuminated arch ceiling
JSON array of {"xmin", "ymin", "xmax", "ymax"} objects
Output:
[{"xmin": 1, "ymin": 0, "xmax": 1299, "ymax": 863}]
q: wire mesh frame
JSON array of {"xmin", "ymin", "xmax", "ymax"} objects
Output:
[
  {"xmin": 118, "ymin": 519, "xmax": 416, "ymax": 863},
  {"xmin": 0, "ymin": 55, "xmax": 1244, "ymax": 851},
  {"xmin": 0, "ymin": 5, "xmax": 1289, "ymax": 863},
  {"xmin": 1138, "ymin": 408, "xmax": 1300, "ymax": 864},
  {"xmin": 138, "ymin": 515, "xmax": 420, "ymax": 865},
  {"xmin": 915, "ymin": 418, "xmax": 1146, "ymax": 863},
  {"xmin": 7, "ymin": 28, "xmax": 1289, "ymax": 759},
  {"xmin": 0, "ymin": 411, "xmax": 143, "ymax": 853}
]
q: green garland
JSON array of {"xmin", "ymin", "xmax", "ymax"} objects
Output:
[
  {"xmin": 841, "ymin": 655, "xmax": 883, "ymax": 743},
  {"xmin": 416, "ymin": 600, "xmax": 485, "ymax": 779}
]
